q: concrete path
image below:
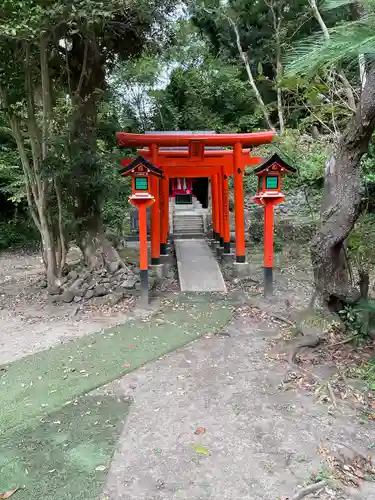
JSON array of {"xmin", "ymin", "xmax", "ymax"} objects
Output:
[
  {"xmin": 175, "ymin": 239, "xmax": 227, "ymax": 292},
  {"xmin": 103, "ymin": 306, "xmax": 375, "ymax": 500}
]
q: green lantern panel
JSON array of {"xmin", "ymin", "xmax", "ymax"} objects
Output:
[
  {"xmin": 265, "ymin": 176, "xmax": 278, "ymax": 189},
  {"xmin": 135, "ymin": 176, "xmax": 148, "ymax": 191}
]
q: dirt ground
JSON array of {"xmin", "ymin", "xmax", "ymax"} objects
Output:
[
  {"xmin": 2, "ymin": 245, "xmax": 375, "ymax": 499},
  {"xmin": 0, "ymin": 248, "xmax": 145, "ymax": 365}
]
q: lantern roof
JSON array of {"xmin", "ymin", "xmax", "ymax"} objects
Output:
[
  {"xmin": 121, "ymin": 155, "xmax": 163, "ymax": 177},
  {"xmin": 253, "ymin": 153, "xmax": 296, "ymax": 175}
]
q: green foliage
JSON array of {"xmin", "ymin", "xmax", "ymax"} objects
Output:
[
  {"xmin": 0, "ymin": 220, "xmax": 40, "ymax": 250},
  {"xmin": 153, "ymin": 59, "xmax": 262, "ymax": 131},
  {"xmin": 251, "ymin": 130, "xmax": 329, "ymax": 191},
  {"xmin": 285, "ymin": 0, "xmax": 375, "ymax": 76},
  {"xmin": 339, "ymin": 304, "xmax": 367, "ymax": 337},
  {"xmin": 354, "ymin": 353, "xmax": 375, "ymax": 391},
  {"xmin": 347, "ymin": 213, "xmax": 375, "ymax": 269}
]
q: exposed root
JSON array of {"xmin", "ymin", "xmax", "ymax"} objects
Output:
[
  {"xmin": 288, "ymin": 480, "xmax": 328, "ymax": 500},
  {"xmin": 284, "ymin": 335, "xmax": 321, "ymax": 382},
  {"xmin": 270, "ymin": 314, "xmax": 295, "ymax": 327},
  {"xmin": 327, "ymin": 382, "xmax": 338, "ymax": 408},
  {"xmin": 323, "ymin": 335, "xmax": 360, "ymax": 349}
]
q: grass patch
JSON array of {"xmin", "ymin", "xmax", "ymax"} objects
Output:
[{"xmin": 0, "ymin": 394, "xmax": 130, "ymax": 499}]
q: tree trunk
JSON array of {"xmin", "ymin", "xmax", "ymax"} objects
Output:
[
  {"xmin": 69, "ymin": 37, "xmax": 124, "ymax": 270},
  {"xmin": 227, "ymin": 17, "xmax": 274, "ymax": 130},
  {"xmin": 311, "ymin": 61, "xmax": 375, "ymax": 309}
]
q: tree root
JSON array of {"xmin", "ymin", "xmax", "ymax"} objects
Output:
[
  {"xmin": 284, "ymin": 335, "xmax": 321, "ymax": 382},
  {"xmin": 288, "ymin": 480, "xmax": 327, "ymax": 500},
  {"xmin": 270, "ymin": 314, "xmax": 295, "ymax": 327},
  {"xmin": 289, "ymin": 335, "xmax": 321, "ymax": 366},
  {"xmin": 323, "ymin": 335, "xmax": 360, "ymax": 348},
  {"xmin": 327, "ymin": 382, "xmax": 338, "ymax": 408}
]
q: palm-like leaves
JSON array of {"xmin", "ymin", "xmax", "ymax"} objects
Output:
[{"xmin": 285, "ymin": 0, "xmax": 375, "ymax": 76}]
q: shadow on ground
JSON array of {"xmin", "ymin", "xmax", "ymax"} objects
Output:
[{"xmin": 0, "ymin": 395, "xmax": 130, "ymax": 499}]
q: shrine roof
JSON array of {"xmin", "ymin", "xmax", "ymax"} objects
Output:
[
  {"xmin": 116, "ymin": 130, "xmax": 275, "ymax": 148},
  {"xmin": 145, "ymin": 131, "xmax": 223, "ymax": 151}
]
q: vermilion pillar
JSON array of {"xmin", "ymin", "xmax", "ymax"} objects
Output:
[
  {"xmin": 150, "ymin": 144, "xmax": 160, "ymax": 265},
  {"xmin": 233, "ymin": 142, "xmax": 246, "ymax": 262},
  {"xmin": 160, "ymin": 175, "xmax": 169, "ymax": 255},
  {"xmin": 222, "ymin": 172, "xmax": 231, "ymax": 254},
  {"xmin": 138, "ymin": 204, "xmax": 149, "ymax": 299},
  {"xmin": 218, "ymin": 173, "xmax": 224, "ymax": 247},
  {"xmin": 211, "ymin": 174, "xmax": 219, "ymax": 240},
  {"xmin": 264, "ymin": 201, "xmax": 274, "ymax": 295}
]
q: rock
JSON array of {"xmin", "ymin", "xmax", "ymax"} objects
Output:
[
  {"xmin": 101, "ymin": 277, "xmax": 110, "ymax": 284},
  {"xmin": 74, "ymin": 295, "xmax": 83, "ymax": 302},
  {"xmin": 135, "ymin": 277, "xmax": 155, "ymax": 291},
  {"xmin": 90, "ymin": 292, "xmax": 125, "ymax": 307},
  {"xmin": 107, "ymin": 261, "xmax": 120, "ymax": 273},
  {"xmin": 39, "ymin": 279, "xmax": 48, "ymax": 289},
  {"xmin": 49, "ymin": 294, "xmax": 64, "ymax": 304},
  {"xmin": 148, "ymin": 277, "xmax": 155, "ymax": 290},
  {"xmin": 71, "ymin": 278, "xmax": 84, "ymax": 289},
  {"xmin": 115, "ymin": 268, "xmax": 126, "ymax": 277},
  {"xmin": 84, "ymin": 289, "xmax": 94, "ymax": 300},
  {"xmin": 47, "ymin": 285, "xmax": 62, "ymax": 296},
  {"xmin": 94, "ymin": 285, "xmax": 108, "ymax": 297},
  {"xmin": 70, "ymin": 288, "xmax": 85, "ymax": 297},
  {"xmin": 68, "ymin": 271, "xmax": 79, "ymax": 281},
  {"xmin": 120, "ymin": 276, "xmax": 138, "ymax": 289},
  {"xmin": 85, "ymin": 274, "xmax": 95, "ymax": 284},
  {"xmin": 62, "ymin": 290, "xmax": 75, "ymax": 303}
]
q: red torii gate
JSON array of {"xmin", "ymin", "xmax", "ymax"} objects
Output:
[{"xmin": 117, "ymin": 131, "xmax": 275, "ymax": 265}]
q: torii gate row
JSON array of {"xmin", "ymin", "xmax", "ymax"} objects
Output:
[{"xmin": 117, "ymin": 131, "xmax": 275, "ymax": 264}]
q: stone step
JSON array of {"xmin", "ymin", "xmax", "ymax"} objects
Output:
[
  {"xmin": 171, "ymin": 233, "xmax": 206, "ymax": 239},
  {"xmin": 173, "ymin": 219, "xmax": 203, "ymax": 224},
  {"xmin": 174, "ymin": 221, "xmax": 203, "ymax": 225},
  {"xmin": 174, "ymin": 226, "xmax": 204, "ymax": 231},
  {"xmin": 174, "ymin": 224, "xmax": 204, "ymax": 229},
  {"xmin": 174, "ymin": 225, "xmax": 204, "ymax": 231},
  {"xmin": 174, "ymin": 220, "xmax": 204, "ymax": 226}
]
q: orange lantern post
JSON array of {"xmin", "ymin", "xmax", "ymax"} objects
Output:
[
  {"xmin": 121, "ymin": 156, "xmax": 163, "ymax": 304},
  {"xmin": 252, "ymin": 153, "xmax": 296, "ymax": 296}
]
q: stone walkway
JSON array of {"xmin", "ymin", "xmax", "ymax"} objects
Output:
[
  {"xmin": 175, "ymin": 239, "xmax": 227, "ymax": 292},
  {"xmin": 103, "ymin": 306, "xmax": 375, "ymax": 500}
]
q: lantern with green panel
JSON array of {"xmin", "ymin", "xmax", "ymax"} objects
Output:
[
  {"xmin": 252, "ymin": 153, "xmax": 296, "ymax": 206},
  {"xmin": 251, "ymin": 153, "xmax": 296, "ymax": 297}
]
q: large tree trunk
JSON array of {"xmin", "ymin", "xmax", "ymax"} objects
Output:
[
  {"xmin": 69, "ymin": 37, "xmax": 123, "ymax": 270},
  {"xmin": 311, "ymin": 61, "xmax": 375, "ymax": 310}
]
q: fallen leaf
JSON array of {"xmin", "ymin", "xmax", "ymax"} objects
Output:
[
  {"xmin": 194, "ymin": 427, "xmax": 206, "ymax": 435},
  {"xmin": 193, "ymin": 445, "xmax": 210, "ymax": 455},
  {"xmin": 0, "ymin": 488, "xmax": 19, "ymax": 498},
  {"xmin": 122, "ymin": 363, "xmax": 131, "ymax": 368},
  {"xmin": 95, "ymin": 465, "xmax": 107, "ymax": 471}
]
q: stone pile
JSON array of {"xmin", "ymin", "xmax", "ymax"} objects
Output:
[
  {"xmin": 243, "ymin": 191, "xmax": 320, "ymax": 243},
  {"xmin": 44, "ymin": 264, "xmax": 155, "ymax": 305}
]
